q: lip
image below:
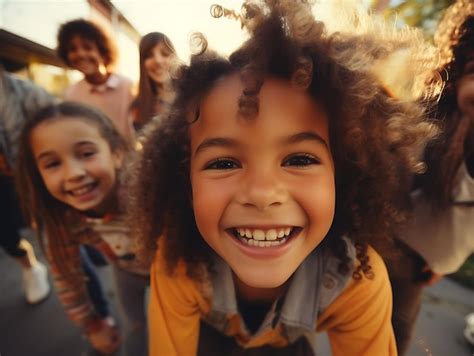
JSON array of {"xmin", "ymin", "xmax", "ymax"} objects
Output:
[
  {"xmin": 225, "ymin": 227, "xmax": 301, "ymax": 259},
  {"xmin": 73, "ymin": 59, "xmax": 96, "ymax": 71},
  {"xmin": 66, "ymin": 182, "xmax": 99, "ymax": 202}
]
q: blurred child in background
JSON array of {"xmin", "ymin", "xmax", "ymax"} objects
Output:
[
  {"xmin": 131, "ymin": 32, "xmax": 177, "ymax": 132},
  {"xmin": 56, "ymin": 18, "xmax": 136, "ymax": 327},
  {"xmin": 0, "ymin": 66, "xmax": 53, "ymax": 304},
  {"xmin": 387, "ymin": 0, "xmax": 474, "ymax": 353},
  {"xmin": 57, "ymin": 19, "xmax": 135, "ymax": 142},
  {"xmin": 16, "ymin": 102, "xmax": 148, "ymax": 355}
]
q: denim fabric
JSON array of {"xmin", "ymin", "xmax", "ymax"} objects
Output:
[
  {"xmin": 80, "ymin": 246, "xmax": 110, "ymax": 318},
  {"xmin": 202, "ymin": 238, "xmax": 356, "ymax": 353}
]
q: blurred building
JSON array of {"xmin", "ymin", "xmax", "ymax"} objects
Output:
[{"xmin": 0, "ymin": 0, "xmax": 140, "ymax": 96}]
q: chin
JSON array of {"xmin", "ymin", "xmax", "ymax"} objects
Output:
[{"xmin": 233, "ymin": 267, "xmax": 293, "ymax": 290}]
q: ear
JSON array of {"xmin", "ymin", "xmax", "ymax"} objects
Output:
[{"xmin": 112, "ymin": 149, "xmax": 124, "ymax": 170}]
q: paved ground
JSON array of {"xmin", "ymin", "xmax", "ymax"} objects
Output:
[{"xmin": 1, "ymin": 232, "xmax": 473, "ymax": 356}]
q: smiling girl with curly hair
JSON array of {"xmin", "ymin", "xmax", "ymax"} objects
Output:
[{"xmin": 129, "ymin": 1, "xmax": 440, "ymax": 354}]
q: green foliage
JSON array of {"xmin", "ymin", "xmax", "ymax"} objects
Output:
[{"xmin": 372, "ymin": 0, "xmax": 456, "ymax": 38}]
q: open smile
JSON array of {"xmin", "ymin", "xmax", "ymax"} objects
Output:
[
  {"xmin": 227, "ymin": 226, "xmax": 302, "ymax": 248},
  {"xmin": 67, "ymin": 182, "xmax": 98, "ymax": 197}
]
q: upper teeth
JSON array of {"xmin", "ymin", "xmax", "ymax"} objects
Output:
[
  {"xmin": 235, "ymin": 227, "xmax": 292, "ymax": 241},
  {"xmin": 71, "ymin": 184, "xmax": 94, "ymax": 196}
]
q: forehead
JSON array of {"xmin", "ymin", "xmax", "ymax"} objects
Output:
[
  {"xmin": 31, "ymin": 117, "xmax": 105, "ymax": 150},
  {"xmin": 153, "ymin": 41, "xmax": 168, "ymax": 50},
  {"xmin": 191, "ymin": 75, "xmax": 329, "ymax": 142},
  {"xmin": 69, "ymin": 35, "xmax": 98, "ymax": 49}
]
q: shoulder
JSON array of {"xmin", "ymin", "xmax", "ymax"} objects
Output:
[
  {"xmin": 317, "ymin": 246, "xmax": 396, "ymax": 355},
  {"xmin": 64, "ymin": 80, "xmax": 86, "ymax": 97},
  {"xmin": 3, "ymin": 73, "xmax": 52, "ymax": 102},
  {"xmin": 110, "ymin": 73, "xmax": 133, "ymax": 87},
  {"xmin": 319, "ymin": 246, "xmax": 391, "ymax": 322},
  {"xmin": 351, "ymin": 246, "xmax": 390, "ymax": 297},
  {"xmin": 150, "ymin": 245, "xmax": 211, "ymax": 311},
  {"xmin": 364, "ymin": 245, "xmax": 388, "ymax": 278}
]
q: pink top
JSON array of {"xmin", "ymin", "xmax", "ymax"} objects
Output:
[{"xmin": 65, "ymin": 73, "xmax": 134, "ymax": 141}]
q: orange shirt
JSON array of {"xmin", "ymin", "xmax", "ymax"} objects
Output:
[{"xmin": 148, "ymin": 245, "xmax": 396, "ymax": 355}]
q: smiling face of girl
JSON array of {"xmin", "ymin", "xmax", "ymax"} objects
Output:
[
  {"xmin": 30, "ymin": 117, "xmax": 123, "ymax": 215},
  {"xmin": 189, "ymin": 75, "xmax": 336, "ymax": 291},
  {"xmin": 144, "ymin": 41, "xmax": 175, "ymax": 86}
]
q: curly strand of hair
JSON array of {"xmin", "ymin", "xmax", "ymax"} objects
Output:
[
  {"xmin": 291, "ymin": 55, "xmax": 313, "ymax": 90},
  {"xmin": 189, "ymin": 32, "xmax": 208, "ymax": 56},
  {"xmin": 237, "ymin": 66, "xmax": 263, "ymax": 118},
  {"xmin": 210, "ymin": 4, "xmax": 245, "ymax": 28},
  {"xmin": 354, "ymin": 243, "xmax": 373, "ymax": 279}
]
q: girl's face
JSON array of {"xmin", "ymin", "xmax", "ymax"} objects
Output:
[
  {"xmin": 30, "ymin": 117, "xmax": 122, "ymax": 215},
  {"xmin": 457, "ymin": 54, "xmax": 474, "ymax": 120},
  {"xmin": 144, "ymin": 41, "xmax": 174, "ymax": 86},
  {"xmin": 189, "ymin": 75, "xmax": 335, "ymax": 290},
  {"xmin": 67, "ymin": 35, "xmax": 106, "ymax": 76}
]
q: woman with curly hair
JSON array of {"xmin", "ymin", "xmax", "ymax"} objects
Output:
[
  {"xmin": 387, "ymin": 0, "xmax": 474, "ymax": 353},
  {"xmin": 129, "ymin": 1, "xmax": 440, "ymax": 354}
]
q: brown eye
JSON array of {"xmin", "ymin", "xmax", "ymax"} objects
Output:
[
  {"xmin": 282, "ymin": 154, "xmax": 320, "ymax": 167},
  {"xmin": 204, "ymin": 158, "xmax": 241, "ymax": 170}
]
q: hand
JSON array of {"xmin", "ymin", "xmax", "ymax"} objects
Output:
[{"xmin": 87, "ymin": 317, "xmax": 121, "ymax": 355}]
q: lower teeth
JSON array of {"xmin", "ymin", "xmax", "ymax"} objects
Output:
[{"xmin": 240, "ymin": 237, "xmax": 286, "ymax": 247}]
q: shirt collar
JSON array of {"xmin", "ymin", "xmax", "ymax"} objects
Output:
[
  {"xmin": 208, "ymin": 238, "xmax": 354, "ymax": 335},
  {"xmin": 88, "ymin": 73, "xmax": 120, "ymax": 93},
  {"xmin": 209, "ymin": 248, "xmax": 324, "ymax": 332}
]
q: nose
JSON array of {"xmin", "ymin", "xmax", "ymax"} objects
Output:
[
  {"xmin": 235, "ymin": 169, "xmax": 287, "ymax": 211},
  {"xmin": 70, "ymin": 46, "xmax": 86, "ymax": 58},
  {"xmin": 64, "ymin": 159, "xmax": 85, "ymax": 182},
  {"xmin": 153, "ymin": 52, "xmax": 165, "ymax": 66}
]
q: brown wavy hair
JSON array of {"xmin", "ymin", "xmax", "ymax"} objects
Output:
[
  {"xmin": 422, "ymin": 0, "xmax": 474, "ymax": 207},
  {"xmin": 129, "ymin": 0, "xmax": 440, "ymax": 281},
  {"xmin": 15, "ymin": 102, "xmax": 127, "ymax": 285},
  {"xmin": 133, "ymin": 32, "xmax": 177, "ymax": 130},
  {"xmin": 57, "ymin": 19, "xmax": 118, "ymax": 69}
]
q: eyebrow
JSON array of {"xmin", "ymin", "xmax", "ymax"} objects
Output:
[
  {"xmin": 194, "ymin": 137, "xmax": 238, "ymax": 156},
  {"xmin": 193, "ymin": 131, "xmax": 328, "ymax": 156},
  {"xmin": 35, "ymin": 141, "xmax": 96, "ymax": 161},
  {"xmin": 285, "ymin": 131, "xmax": 329, "ymax": 149},
  {"xmin": 36, "ymin": 151, "xmax": 56, "ymax": 162}
]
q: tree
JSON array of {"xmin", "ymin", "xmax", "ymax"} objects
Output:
[{"xmin": 370, "ymin": 0, "xmax": 456, "ymax": 38}]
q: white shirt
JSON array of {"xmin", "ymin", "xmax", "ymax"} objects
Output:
[{"xmin": 399, "ymin": 161, "xmax": 474, "ymax": 274}]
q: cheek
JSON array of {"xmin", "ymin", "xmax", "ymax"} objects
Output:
[
  {"xmin": 191, "ymin": 175, "xmax": 230, "ymax": 239},
  {"xmin": 300, "ymin": 178, "xmax": 335, "ymax": 228},
  {"xmin": 39, "ymin": 171, "xmax": 59, "ymax": 195},
  {"xmin": 144, "ymin": 59, "xmax": 152, "ymax": 70},
  {"xmin": 191, "ymin": 178, "xmax": 216, "ymax": 233}
]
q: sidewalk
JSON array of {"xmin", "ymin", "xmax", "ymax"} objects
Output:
[
  {"xmin": 1, "ymin": 232, "xmax": 473, "ymax": 355},
  {"xmin": 0, "ymin": 231, "xmax": 126, "ymax": 356}
]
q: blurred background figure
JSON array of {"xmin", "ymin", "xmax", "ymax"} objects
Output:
[
  {"xmin": 57, "ymin": 18, "xmax": 133, "ymax": 330},
  {"xmin": 57, "ymin": 18, "xmax": 135, "ymax": 142},
  {"xmin": 0, "ymin": 65, "xmax": 53, "ymax": 304},
  {"xmin": 131, "ymin": 32, "xmax": 177, "ymax": 132},
  {"xmin": 386, "ymin": 0, "xmax": 474, "ymax": 354}
]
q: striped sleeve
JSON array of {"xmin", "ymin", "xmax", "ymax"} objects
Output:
[{"xmin": 44, "ymin": 232, "xmax": 101, "ymax": 332}]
